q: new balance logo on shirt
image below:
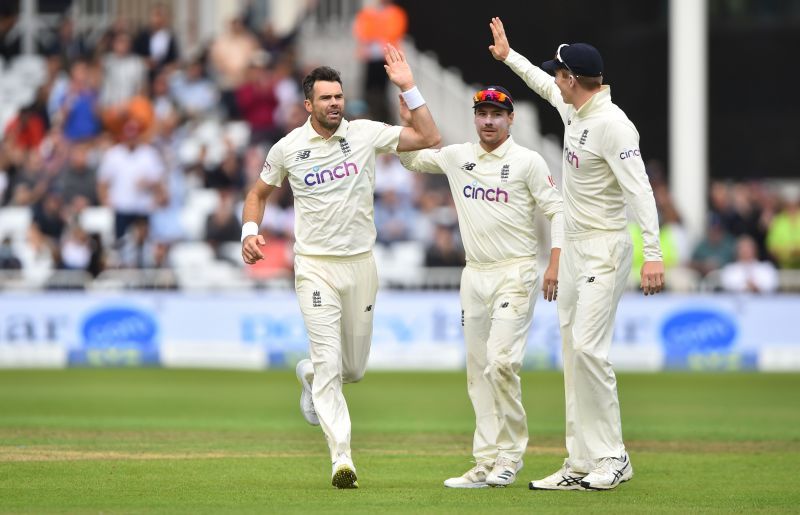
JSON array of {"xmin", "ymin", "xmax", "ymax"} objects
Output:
[
  {"xmin": 587, "ymin": 276, "xmax": 596, "ymax": 283},
  {"xmin": 461, "ymin": 162, "xmax": 476, "ymax": 171},
  {"xmin": 295, "ymin": 149, "xmax": 311, "ymax": 161}
]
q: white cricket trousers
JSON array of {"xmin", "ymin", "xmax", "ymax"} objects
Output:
[
  {"xmin": 294, "ymin": 252, "xmax": 378, "ymax": 462},
  {"xmin": 461, "ymin": 257, "xmax": 539, "ymax": 464},
  {"xmin": 557, "ymin": 230, "xmax": 632, "ymax": 473}
]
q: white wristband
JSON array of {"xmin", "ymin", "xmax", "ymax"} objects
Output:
[
  {"xmin": 241, "ymin": 221, "xmax": 259, "ymax": 242},
  {"xmin": 401, "ymin": 86, "xmax": 426, "ymax": 110}
]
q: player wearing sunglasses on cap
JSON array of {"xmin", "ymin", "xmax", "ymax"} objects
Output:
[
  {"xmin": 488, "ymin": 17, "xmax": 664, "ymax": 491},
  {"xmin": 398, "ymin": 86, "xmax": 564, "ymax": 489}
]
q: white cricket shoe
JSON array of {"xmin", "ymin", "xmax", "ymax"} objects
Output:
[
  {"xmin": 295, "ymin": 359, "xmax": 319, "ymax": 426},
  {"xmin": 486, "ymin": 457, "xmax": 523, "ymax": 487},
  {"xmin": 580, "ymin": 453, "xmax": 633, "ymax": 490},
  {"xmin": 331, "ymin": 453, "xmax": 358, "ymax": 489},
  {"xmin": 443, "ymin": 463, "xmax": 493, "ymax": 489},
  {"xmin": 528, "ymin": 459, "xmax": 587, "ymax": 490}
]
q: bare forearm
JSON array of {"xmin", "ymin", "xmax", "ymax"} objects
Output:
[
  {"xmin": 242, "ymin": 189, "xmax": 267, "ymax": 225},
  {"xmin": 404, "ymin": 104, "xmax": 440, "ymax": 150}
]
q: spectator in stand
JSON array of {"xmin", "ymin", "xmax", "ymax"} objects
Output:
[
  {"xmin": 169, "ymin": 58, "xmax": 218, "ymax": 119},
  {"xmin": 97, "ymin": 117, "xmax": 166, "ymax": 239},
  {"xmin": 133, "ymin": 4, "xmax": 179, "ymax": 81},
  {"xmin": 114, "ymin": 217, "xmax": 162, "ymax": 269},
  {"xmin": 730, "ymin": 183, "xmax": 767, "ymax": 257},
  {"xmin": 149, "ymin": 111, "xmax": 188, "ymax": 244},
  {"xmin": 353, "ymin": 0, "xmax": 407, "ymax": 121},
  {"xmin": 690, "ymin": 217, "xmax": 737, "ymax": 276},
  {"xmin": 0, "ymin": 236, "xmax": 22, "ymax": 270},
  {"xmin": 46, "ymin": 16, "xmax": 89, "ymax": 69},
  {"xmin": 209, "ymin": 17, "xmax": 261, "ymax": 119},
  {"xmin": 205, "ymin": 189, "xmax": 241, "ymax": 254},
  {"xmin": 16, "ymin": 224, "xmax": 56, "ymax": 285},
  {"xmin": 425, "ymin": 223, "xmax": 465, "ymax": 268},
  {"xmin": 205, "ymin": 143, "xmax": 244, "ymax": 191},
  {"xmin": 236, "ymin": 51, "xmax": 280, "ymax": 145},
  {"xmin": 59, "ymin": 224, "xmax": 92, "ymax": 271},
  {"xmin": 99, "ymin": 32, "xmax": 147, "ymax": 120},
  {"xmin": 374, "ymin": 189, "xmax": 415, "ymax": 244},
  {"xmin": 720, "ymin": 235, "xmax": 779, "ymax": 293},
  {"xmin": 272, "ymin": 57, "xmax": 303, "ymax": 136},
  {"xmin": 0, "ymin": 5, "xmax": 21, "ymax": 61},
  {"xmin": 32, "ymin": 192, "xmax": 66, "ymax": 241},
  {"xmin": 10, "ymin": 151, "xmax": 50, "ymax": 207},
  {"xmin": 767, "ymin": 186, "xmax": 800, "ymax": 269},
  {"xmin": 710, "ymin": 181, "xmax": 766, "ymax": 256},
  {"xmin": 4, "ymin": 105, "xmax": 46, "ymax": 152},
  {"xmin": 51, "ymin": 59, "xmax": 102, "ymax": 142},
  {"xmin": 150, "ymin": 69, "xmax": 177, "ymax": 128},
  {"xmin": 375, "ymin": 153, "xmax": 415, "ymax": 202},
  {"xmin": 258, "ymin": 20, "xmax": 300, "ymax": 59},
  {"xmin": 59, "ymin": 144, "xmax": 98, "ymax": 207}
]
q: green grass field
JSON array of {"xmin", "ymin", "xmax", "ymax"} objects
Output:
[{"xmin": 1, "ymin": 369, "xmax": 799, "ymax": 513}]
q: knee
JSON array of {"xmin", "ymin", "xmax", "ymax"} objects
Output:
[
  {"xmin": 341, "ymin": 368, "xmax": 365, "ymax": 384},
  {"xmin": 484, "ymin": 357, "xmax": 521, "ymax": 382},
  {"xmin": 572, "ymin": 343, "xmax": 609, "ymax": 364}
]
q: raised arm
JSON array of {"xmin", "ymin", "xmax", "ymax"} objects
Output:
[
  {"xmin": 489, "ymin": 17, "xmax": 568, "ymax": 118},
  {"xmin": 241, "ymin": 180, "xmax": 277, "ymax": 265},
  {"xmin": 383, "ymin": 44, "xmax": 441, "ymax": 152}
]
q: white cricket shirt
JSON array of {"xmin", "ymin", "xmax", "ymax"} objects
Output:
[
  {"xmin": 504, "ymin": 49, "xmax": 662, "ymax": 261},
  {"xmin": 400, "ymin": 136, "xmax": 563, "ymax": 264},
  {"xmin": 260, "ymin": 116, "xmax": 403, "ymax": 257}
]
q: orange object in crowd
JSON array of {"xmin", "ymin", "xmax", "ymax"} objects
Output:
[{"xmin": 353, "ymin": 2, "xmax": 408, "ymax": 54}]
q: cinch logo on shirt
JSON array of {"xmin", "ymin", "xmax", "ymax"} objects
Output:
[
  {"xmin": 303, "ymin": 161, "xmax": 360, "ymax": 186},
  {"xmin": 565, "ymin": 147, "xmax": 579, "ymax": 168},
  {"xmin": 619, "ymin": 148, "xmax": 641, "ymax": 160},
  {"xmin": 463, "ymin": 181, "xmax": 509, "ymax": 203}
]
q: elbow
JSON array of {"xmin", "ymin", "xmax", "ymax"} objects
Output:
[{"xmin": 427, "ymin": 131, "xmax": 442, "ymax": 148}]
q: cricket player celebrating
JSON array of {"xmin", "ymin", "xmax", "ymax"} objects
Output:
[
  {"xmin": 488, "ymin": 17, "xmax": 665, "ymax": 490},
  {"xmin": 399, "ymin": 86, "xmax": 564, "ymax": 488},
  {"xmin": 241, "ymin": 45, "xmax": 440, "ymax": 489}
]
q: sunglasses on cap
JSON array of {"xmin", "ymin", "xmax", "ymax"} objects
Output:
[{"xmin": 473, "ymin": 89, "xmax": 511, "ymax": 104}]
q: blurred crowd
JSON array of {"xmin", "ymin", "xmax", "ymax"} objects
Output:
[
  {"xmin": 0, "ymin": 3, "xmax": 464, "ymax": 287},
  {"xmin": 0, "ymin": 4, "xmax": 798, "ymax": 292},
  {"xmin": 631, "ymin": 164, "xmax": 800, "ymax": 293}
]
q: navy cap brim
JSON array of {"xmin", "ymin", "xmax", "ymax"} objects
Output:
[
  {"xmin": 541, "ymin": 59, "xmax": 564, "ymax": 74},
  {"xmin": 473, "ymin": 100, "xmax": 513, "ymax": 112}
]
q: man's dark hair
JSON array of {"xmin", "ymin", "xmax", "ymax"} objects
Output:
[{"xmin": 302, "ymin": 66, "xmax": 342, "ymax": 100}]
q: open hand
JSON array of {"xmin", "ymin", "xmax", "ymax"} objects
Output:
[
  {"xmin": 383, "ymin": 44, "xmax": 414, "ymax": 91},
  {"xmin": 488, "ymin": 17, "xmax": 510, "ymax": 61}
]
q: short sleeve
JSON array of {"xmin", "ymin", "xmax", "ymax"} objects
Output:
[
  {"xmin": 358, "ymin": 119, "xmax": 404, "ymax": 155},
  {"xmin": 260, "ymin": 139, "xmax": 287, "ymax": 186}
]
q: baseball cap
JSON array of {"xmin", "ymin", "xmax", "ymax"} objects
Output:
[
  {"xmin": 541, "ymin": 43, "xmax": 603, "ymax": 77},
  {"xmin": 473, "ymin": 86, "xmax": 514, "ymax": 112}
]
